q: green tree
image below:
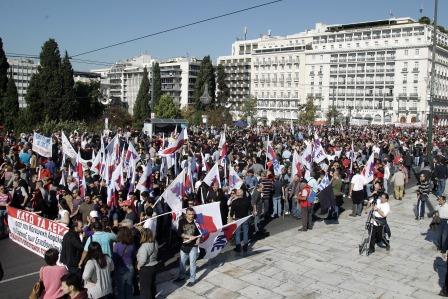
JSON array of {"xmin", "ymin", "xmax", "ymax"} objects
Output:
[
  {"xmin": 326, "ymin": 106, "xmax": 340, "ymax": 125},
  {"xmin": 194, "ymin": 56, "xmax": 215, "ymax": 110},
  {"xmin": 240, "ymin": 96, "xmax": 257, "ymax": 121},
  {"xmin": 133, "ymin": 67, "xmax": 151, "ymax": 127},
  {"xmin": 26, "ymin": 39, "xmax": 63, "ymax": 123},
  {"xmin": 3, "ymin": 75, "xmax": 19, "ymax": 130},
  {"xmin": 418, "ymin": 16, "xmax": 431, "ymax": 25},
  {"xmin": 299, "ymin": 97, "xmax": 316, "ymax": 125},
  {"xmin": 155, "ymin": 94, "xmax": 180, "ymax": 118},
  {"xmin": 0, "ymin": 37, "xmax": 9, "ymax": 122},
  {"xmin": 152, "ymin": 62, "xmax": 161, "ymax": 108},
  {"xmin": 60, "ymin": 51, "xmax": 77, "ymax": 120},
  {"xmin": 216, "ymin": 64, "xmax": 229, "ymax": 107},
  {"xmin": 74, "ymin": 81, "xmax": 104, "ymax": 120},
  {"xmin": 0, "ymin": 38, "xmax": 8, "ymax": 96}
]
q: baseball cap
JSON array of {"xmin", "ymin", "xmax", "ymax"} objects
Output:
[{"xmin": 89, "ymin": 210, "xmax": 99, "ymax": 218}]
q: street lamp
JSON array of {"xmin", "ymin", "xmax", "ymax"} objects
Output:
[
  {"xmin": 200, "ymin": 83, "xmax": 211, "ymax": 129},
  {"xmin": 428, "ymin": 0, "xmax": 439, "ymax": 167}
]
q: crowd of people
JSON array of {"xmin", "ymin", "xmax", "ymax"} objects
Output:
[{"xmin": 1, "ymin": 124, "xmax": 448, "ymax": 298}]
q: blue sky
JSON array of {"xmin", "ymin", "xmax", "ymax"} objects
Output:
[{"xmin": 1, "ymin": 0, "xmax": 447, "ymax": 71}]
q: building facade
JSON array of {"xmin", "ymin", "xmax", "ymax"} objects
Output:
[
  {"xmin": 218, "ymin": 18, "xmax": 448, "ymax": 124},
  {"xmin": 217, "ymin": 39, "xmax": 257, "ymax": 110},
  {"xmin": 7, "ymin": 58, "xmax": 39, "ymax": 107},
  {"xmin": 159, "ymin": 57, "xmax": 202, "ymax": 107},
  {"xmin": 92, "ymin": 55, "xmax": 202, "ymax": 114}
]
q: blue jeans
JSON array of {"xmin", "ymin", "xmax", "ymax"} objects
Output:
[
  {"xmin": 115, "ymin": 265, "xmax": 134, "ymax": 299},
  {"xmin": 437, "ymin": 179, "xmax": 446, "ymax": 197},
  {"xmin": 417, "ymin": 196, "xmax": 427, "ymax": 219},
  {"xmin": 179, "ymin": 247, "xmax": 198, "ymax": 283},
  {"xmin": 0, "ymin": 209, "xmax": 7, "ymax": 235},
  {"xmin": 439, "ymin": 219, "xmax": 448, "ymax": 253},
  {"xmin": 272, "ymin": 196, "xmax": 281, "ymax": 217},
  {"xmin": 291, "ymin": 199, "xmax": 301, "ymax": 218},
  {"xmin": 235, "ymin": 220, "xmax": 249, "ymax": 246}
]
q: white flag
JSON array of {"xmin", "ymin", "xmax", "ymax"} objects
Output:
[
  {"xmin": 203, "ymin": 163, "xmax": 221, "ymax": 188},
  {"xmin": 161, "ymin": 169, "xmax": 186, "ymax": 212},
  {"xmin": 228, "ymin": 165, "xmax": 243, "ymax": 190},
  {"xmin": 61, "ymin": 131, "xmax": 77, "ymax": 162},
  {"xmin": 361, "ymin": 152, "xmax": 375, "ymax": 184}
]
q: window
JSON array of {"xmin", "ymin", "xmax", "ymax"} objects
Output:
[
  {"xmin": 415, "ymin": 49, "xmax": 419, "ymax": 56},
  {"xmin": 404, "ymin": 49, "xmax": 408, "ymax": 56}
]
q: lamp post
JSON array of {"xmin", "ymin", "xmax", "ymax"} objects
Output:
[
  {"xmin": 331, "ymin": 87, "xmax": 336, "ymax": 125},
  {"xmin": 200, "ymin": 83, "xmax": 211, "ymax": 129},
  {"xmin": 428, "ymin": 0, "xmax": 438, "ymax": 168}
]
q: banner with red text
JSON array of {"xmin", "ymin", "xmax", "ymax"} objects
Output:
[{"xmin": 7, "ymin": 207, "xmax": 69, "ymax": 257}]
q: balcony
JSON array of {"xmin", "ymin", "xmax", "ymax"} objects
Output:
[
  {"xmin": 356, "ymin": 81, "xmax": 365, "ymax": 85},
  {"xmin": 409, "ymin": 107, "xmax": 417, "ymax": 112},
  {"xmin": 347, "ymin": 69, "xmax": 356, "ymax": 73},
  {"xmin": 339, "ymin": 58, "xmax": 347, "ymax": 62},
  {"xmin": 398, "ymin": 107, "xmax": 407, "ymax": 112},
  {"xmin": 376, "ymin": 69, "xmax": 385, "ymax": 73},
  {"xmin": 330, "ymin": 81, "xmax": 337, "ymax": 85},
  {"xmin": 309, "ymin": 71, "xmax": 315, "ymax": 76},
  {"xmin": 366, "ymin": 57, "xmax": 375, "ymax": 61},
  {"xmin": 398, "ymin": 93, "xmax": 408, "ymax": 98},
  {"xmin": 386, "ymin": 69, "xmax": 395, "ymax": 73},
  {"xmin": 330, "ymin": 69, "xmax": 338, "ymax": 74},
  {"xmin": 412, "ymin": 68, "xmax": 419, "ymax": 73},
  {"xmin": 409, "ymin": 93, "xmax": 419, "ymax": 99},
  {"xmin": 330, "ymin": 59, "xmax": 338, "ymax": 63},
  {"xmin": 366, "ymin": 69, "xmax": 375, "ymax": 73},
  {"xmin": 348, "ymin": 58, "xmax": 356, "ymax": 62},
  {"xmin": 365, "ymin": 81, "xmax": 374, "ymax": 85},
  {"xmin": 386, "ymin": 56, "xmax": 395, "ymax": 60},
  {"xmin": 401, "ymin": 68, "xmax": 408, "ymax": 73}
]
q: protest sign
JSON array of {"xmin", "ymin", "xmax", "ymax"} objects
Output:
[
  {"xmin": 7, "ymin": 207, "xmax": 68, "ymax": 257},
  {"xmin": 32, "ymin": 132, "xmax": 52, "ymax": 157}
]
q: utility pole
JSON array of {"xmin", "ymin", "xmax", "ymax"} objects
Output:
[
  {"xmin": 427, "ymin": 0, "xmax": 438, "ymax": 168},
  {"xmin": 150, "ymin": 61, "xmax": 155, "ymax": 113},
  {"xmin": 331, "ymin": 87, "xmax": 335, "ymax": 125}
]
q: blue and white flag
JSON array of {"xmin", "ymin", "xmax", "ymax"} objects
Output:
[{"xmin": 317, "ymin": 174, "xmax": 331, "ymax": 192}]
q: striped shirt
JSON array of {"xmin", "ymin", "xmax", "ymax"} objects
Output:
[
  {"xmin": 260, "ymin": 178, "xmax": 273, "ymax": 199},
  {"xmin": 418, "ymin": 180, "xmax": 430, "ymax": 196}
]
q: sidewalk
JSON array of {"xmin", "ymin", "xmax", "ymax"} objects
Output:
[{"xmin": 156, "ymin": 186, "xmax": 445, "ymax": 298}]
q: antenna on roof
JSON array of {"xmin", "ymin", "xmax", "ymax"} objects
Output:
[{"xmin": 244, "ymin": 26, "xmax": 247, "ymax": 40}]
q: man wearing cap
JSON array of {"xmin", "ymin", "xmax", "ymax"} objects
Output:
[{"xmin": 120, "ymin": 200, "xmax": 137, "ymax": 224}]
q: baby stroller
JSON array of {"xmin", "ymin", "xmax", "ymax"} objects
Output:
[{"xmin": 359, "ymin": 210, "xmax": 374, "ymax": 256}]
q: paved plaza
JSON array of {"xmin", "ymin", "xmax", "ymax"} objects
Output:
[{"xmin": 157, "ymin": 185, "xmax": 445, "ymax": 299}]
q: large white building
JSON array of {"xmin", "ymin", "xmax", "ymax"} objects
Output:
[
  {"xmin": 159, "ymin": 57, "xmax": 202, "ymax": 107},
  {"xmin": 218, "ymin": 18, "xmax": 448, "ymax": 124},
  {"xmin": 92, "ymin": 55, "xmax": 155, "ymax": 114},
  {"xmin": 7, "ymin": 58, "xmax": 39, "ymax": 107},
  {"xmin": 92, "ymin": 55, "xmax": 201, "ymax": 114}
]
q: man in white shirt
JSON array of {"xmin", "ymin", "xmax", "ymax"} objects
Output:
[
  {"xmin": 368, "ymin": 193, "xmax": 390, "ymax": 254},
  {"xmin": 435, "ymin": 196, "xmax": 448, "ymax": 258}
]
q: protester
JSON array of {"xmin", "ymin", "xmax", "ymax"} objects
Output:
[
  {"xmin": 174, "ymin": 207, "xmax": 200, "ymax": 286},
  {"xmin": 435, "ymin": 196, "xmax": 448, "ymax": 259},
  {"xmin": 230, "ymin": 189, "xmax": 251, "ymax": 253},
  {"xmin": 417, "ymin": 173, "xmax": 431, "ymax": 220},
  {"xmin": 82, "ymin": 241, "xmax": 114, "ymax": 299},
  {"xmin": 59, "ymin": 273, "xmax": 88, "ymax": 299},
  {"xmin": 113, "ymin": 227, "xmax": 136, "ymax": 299},
  {"xmin": 40, "ymin": 248, "xmax": 68, "ymax": 299},
  {"xmin": 390, "ymin": 166, "xmax": 406, "ymax": 201},
  {"xmin": 60, "ymin": 219, "xmax": 84, "ymax": 275},
  {"xmin": 349, "ymin": 168, "xmax": 365, "ymax": 217},
  {"xmin": 136, "ymin": 228, "xmax": 158, "ymax": 299}
]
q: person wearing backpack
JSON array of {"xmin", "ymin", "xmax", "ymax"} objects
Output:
[{"xmin": 297, "ymin": 179, "xmax": 313, "ymax": 232}]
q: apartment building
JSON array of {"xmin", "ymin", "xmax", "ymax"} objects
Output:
[
  {"xmin": 218, "ymin": 18, "xmax": 448, "ymax": 124},
  {"xmin": 159, "ymin": 57, "xmax": 201, "ymax": 107},
  {"xmin": 7, "ymin": 58, "xmax": 39, "ymax": 107}
]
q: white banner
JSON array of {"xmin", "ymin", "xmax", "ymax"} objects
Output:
[
  {"xmin": 7, "ymin": 207, "xmax": 68, "ymax": 257},
  {"xmin": 32, "ymin": 132, "xmax": 52, "ymax": 157},
  {"xmin": 61, "ymin": 131, "xmax": 77, "ymax": 162}
]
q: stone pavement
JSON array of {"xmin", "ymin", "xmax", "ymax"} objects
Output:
[{"xmin": 156, "ymin": 186, "xmax": 446, "ymax": 299}]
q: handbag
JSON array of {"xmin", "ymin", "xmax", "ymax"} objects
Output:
[{"xmin": 29, "ymin": 280, "xmax": 44, "ymax": 299}]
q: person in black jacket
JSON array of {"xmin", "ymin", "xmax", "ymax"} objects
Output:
[
  {"xmin": 60, "ymin": 219, "xmax": 84, "ymax": 275},
  {"xmin": 434, "ymin": 159, "xmax": 448, "ymax": 197},
  {"xmin": 230, "ymin": 189, "xmax": 251, "ymax": 253}
]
